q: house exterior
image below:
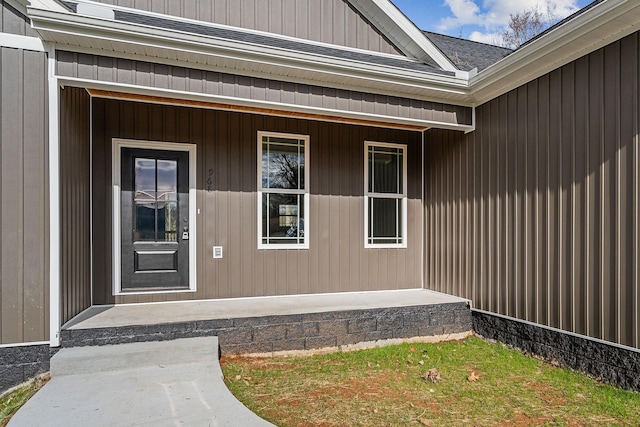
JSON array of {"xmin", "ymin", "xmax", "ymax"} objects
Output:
[{"xmin": 1, "ymin": 0, "xmax": 639, "ymax": 392}]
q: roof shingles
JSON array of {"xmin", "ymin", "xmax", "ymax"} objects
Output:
[{"xmin": 424, "ymin": 31, "xmax": 512, "ymax": 72}]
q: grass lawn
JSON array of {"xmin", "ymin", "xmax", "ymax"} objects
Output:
[
  {"xmin": 221, "ymin": 336, "xmax": 640, "ymax": 426},
  {"xmin": 0, "ymin": 375, "xmax": 48, "ymax": 427}
]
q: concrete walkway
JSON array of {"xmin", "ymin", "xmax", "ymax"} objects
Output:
[{"xmin": 9, "ymin": 337, "xmax": 274, "ymax": 427}]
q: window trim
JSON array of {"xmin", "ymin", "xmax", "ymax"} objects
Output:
[
  {"xmin": 364, "ymin": 141, "xmax": 407, "ymax": 249},
  {"xmin": 257, "ymin": 131, "xmax": 310, "ymax": 250}
]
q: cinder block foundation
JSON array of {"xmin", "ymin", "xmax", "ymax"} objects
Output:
[
  {"xmin": 59, "ymin": 302, "xmax": 473, "ymax": 356},
  {"xmin": 473, "ymin": 310, "xmax": 640, "ymax": 392},
  {"xmin": 0, "ymin": 345, "xmax": 55, "ymax": 393}
]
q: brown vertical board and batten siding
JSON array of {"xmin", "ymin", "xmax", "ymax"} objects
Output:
[
  {"xmin": 55, "ymin": 51, "xmax": 473, "ymax": 128},
  {"xmin": 92, "ymin": 0, "xmax": 401, "ymax": 55},
  {"xmin": 1, "ymin": 1, "xmax": 37, "ymax": 37},
  {"xmin": 0, "ymin": 46, "xmax": 48, "ymax": 344},
  {"xmin": 59, "ymin": 87, "xmax": 92, "ymax": 324},
  {"xmin": 91, "ymin": 98, "xmax": 422, "ymax": 305},
  {"xmin": 619, "ymin": 34, "xmax": 637, "ymax": 347},
  {"xmin": 425, "ymin": 31, "xmax": 640, "ymax": 350}
]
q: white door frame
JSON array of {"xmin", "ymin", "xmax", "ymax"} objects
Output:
[{"xmin": 112, "ymin": 138, "xmax": 197, "ymax": 295}]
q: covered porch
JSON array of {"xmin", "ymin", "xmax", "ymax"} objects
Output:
[{"xmin": 52, "ymin": 46, "xmax": 476, "ymax": 351}]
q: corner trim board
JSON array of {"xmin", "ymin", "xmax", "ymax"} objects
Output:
[{"xmin": 47, "ymin": 44, "xmax": 61, "ymax": 347}]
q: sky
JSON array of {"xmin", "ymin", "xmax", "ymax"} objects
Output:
[{"xmin": 390, "ymin": 0, "xmax": 592, "ymax": 45}]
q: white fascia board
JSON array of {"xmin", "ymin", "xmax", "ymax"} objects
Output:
[
  {"xmin": 349, "ymin": 0, "xmax": 458, "ymax": 72},
  {"xmin": 28, "ymin": 8, "xmax": 471, "ymax": 100},
  {"xmin": 0, "ymin": 32, "xmax": 44, "ymax": 51},
  {"xmin": 26, "ymin": 0, "xmax": 68, "ymax": 12},
  {"xmin": 57, "ymin": 76, "xmax": 474, "ymax": 132},
  {"xmin": 470, "ymin": 0, "xmax": 640, "ymax": 105}
]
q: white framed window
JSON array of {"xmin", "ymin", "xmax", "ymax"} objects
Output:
[
  {"xmin": 258, "ymin": 131, "xmax": 310, "ymax": 249},
  {"xmin": 364, "ymin": 141, "xmax": 407, "ymax": 248}
]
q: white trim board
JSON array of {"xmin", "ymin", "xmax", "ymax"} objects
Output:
[
  {"xmin": 47, "ymin": 43, "xmax": 61, "ymax": 348},
  {"xmin": 349, "ymin": 0, "xmax": 458, "ymax": 73},
  {"xmin": 0, "ymin": 33, "xmax": 45, "ymax": 51},
  {"xmin": 0, "ymin": 341, "xmax": 51, "ymax": 348},
  {"xmin": 111, "ymin": 139, "xmax": 197, "ymax": 296}
]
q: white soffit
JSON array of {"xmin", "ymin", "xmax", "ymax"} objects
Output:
[{"xmin": 470, "ymin": 0, "xmax": 640, "ymax": 105}]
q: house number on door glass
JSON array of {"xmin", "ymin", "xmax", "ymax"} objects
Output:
[
  {"xmin": 207, "ymin": 168, "xmax": 213, "ymax": 192},
  {"xmin": 134, "ymin": 157, "xmax": 178, "ymax": 242}
]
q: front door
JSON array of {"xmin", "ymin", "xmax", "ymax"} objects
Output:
[{"xmin": 120, "ymin": 147, "xmax": 190, "ymax": 291}]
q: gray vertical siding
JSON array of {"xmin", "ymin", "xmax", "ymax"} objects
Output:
[
  {"xmin": 59, "ymin": 87, "xmax": 92, "ymax": 324},
  {"xmin": 0, "ymin": 47, "xmax": 49, "ymax": 344},
  {"xmin": 91, "ymin": 97, "xmax": 422, "ymax": 304},
  {"xmin": 425, "ymin": 31, "xmax": 640, "ymax": 350},
  {"xmin": 1, "ymin": 1, "xmax": 37, "ymax": 37},
  {"xmin": 92, "ymin": 0, "xmax": 401, "ymax": 55},
  {"xmin": 55, "ymin": 51, "xmax": 473, "ymax": 128}
]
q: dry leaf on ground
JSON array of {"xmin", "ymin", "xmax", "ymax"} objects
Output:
[
  {"xmin": 467, "ymin": 371, "xmax": 480, "ymax": 382},
  {"xmin": 422, "ymin": 368, "xmax": 442, "ymax": 383}
]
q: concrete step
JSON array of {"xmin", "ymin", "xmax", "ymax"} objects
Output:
[{"xmin": 51, "ymin": 336, "xmax": 219, "ymax": 377}]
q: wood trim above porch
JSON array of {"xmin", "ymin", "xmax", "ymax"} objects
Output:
[{"xmin": 87, "ymin": 89, "xmax": 427, "ymax": 132}]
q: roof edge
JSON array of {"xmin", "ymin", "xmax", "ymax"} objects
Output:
[
  {"xmin": 25, "ymin": 0, "xmax": 68, "ymax": 12},
  {"xmin": 28, "ymin": 6, "xmax": 474, "ymax": 104},
  {"xmin": 470, "ymin": 0, "xmax": 640, "ymax": 104},
  {"xmin": 348, "ymin": 0, "xmax": 461, "ymax": 74}
]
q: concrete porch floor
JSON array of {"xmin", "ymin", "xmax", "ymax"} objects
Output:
[
  {"xmin": 63, "ymin": 289, "xmax": 469, "ymax": 330},
  {"xmin": 60, "ymin": 289, "xmax": 473, "ymax": 354}
]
